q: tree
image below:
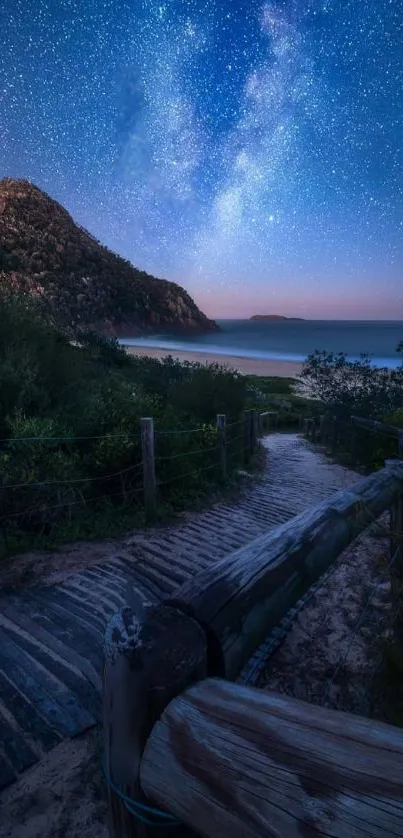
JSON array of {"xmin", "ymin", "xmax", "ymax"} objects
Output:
[{"xmin": 300, "ymin": 350, "xmax": 403, "ymax": 420}]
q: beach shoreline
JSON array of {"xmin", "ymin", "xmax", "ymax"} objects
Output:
[{"xmin": 124, "ymin": 345, "xmax": 303, "ymax": 378}]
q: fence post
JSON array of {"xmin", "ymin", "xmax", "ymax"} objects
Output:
[
  {"xmin": 103, "ymin": 603, "xmax": 207, "ymax": 838},
  {"xmin": 250, "ymin": 409, "xmax": 258, "ymax": 456},
  {"xmin": 331, "ymin": 415, "xmax": 338, "ymax": 450},
  {"xmin": 399, "ymin": 431, "xmax": 403, "ymax": 460},
  {"xmin": 141, "ymin": 417, "xmax": 156, "ymax": 522},
  {"xmin": 386, "ymin": 460, "xmax": 403, "ymax": 647},
  {"xmin": 243, "ymin": 410, "xmax": 252, "ymax": 465},
  {"xmin": 216, "ymin": 414, "xmax": 227, "ymax": 483}
]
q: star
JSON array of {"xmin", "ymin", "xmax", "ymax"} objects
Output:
[{"xmin": 0, "ymin": 0, "xmax": 401, "ymax": 318}]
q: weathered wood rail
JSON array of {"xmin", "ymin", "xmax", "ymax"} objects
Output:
[
  {"xmin": 103, "ymin": 458, "xmax": 403, "ymax": 837},
  {"xmin": 141, "ymin": 679, "xmax": 403, "ymax": 838},
  {"xmin": 303, "ymin": 413, "xmax": 403, "ymax": 458}
]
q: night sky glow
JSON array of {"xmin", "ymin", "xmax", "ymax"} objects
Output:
[{"xmin": 1, "ymin": 0, "xmax": 402, "ymax": 318}]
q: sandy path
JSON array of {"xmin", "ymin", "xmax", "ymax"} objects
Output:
[{"xmin": 0, "ymin": 730, "xmax": 107, "ymax": 838}]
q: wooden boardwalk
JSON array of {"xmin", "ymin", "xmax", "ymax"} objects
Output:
[{"xmin": 0, "ymin": 433, "xmax": 355, "ymax": 790}]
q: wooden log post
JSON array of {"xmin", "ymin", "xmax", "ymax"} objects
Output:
[
  {"xmin": 349, "ymin": 418, "xmax": 358, "ymax": 462},
  {"xmin": 386, "ymin": 458, "xmax": 403, "ymax": 643},
  {"xmin": 331, "ymin": 414, "xmax": 338, "ymax": 450},
  {"xmin": 140, "ymin": 678, "xmax": 403, "ymax": 838},
  {"xmin": 266, "ymin": 411, "xmax": 279, "ymax": 432},
  {"xmin": 103, "ymin": 602, "xmax": 208, "ymax": 838},
  {"xmin": 216, "ymin": 414, "xmax": 226, "ymax": 484},
  {"xmin": 259, "ymin": 411, "xmax": 268, "ymax": 435},
  {"xmin": 243, "ymin": 410, "xmax": 252, "ymax": 465},
  {"xmin": 250, "ymin": 409, "xmax": 258, "ymax": 456},
  {"xmin": 141, "ymin": 417, "xmax": 156, "ymax": 522}
]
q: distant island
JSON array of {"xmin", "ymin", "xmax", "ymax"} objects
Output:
[{"xmin": 250, "ymin": 314, "xmax": 305, "ymax": 321}]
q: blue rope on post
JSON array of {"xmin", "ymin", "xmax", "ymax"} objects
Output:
[{"xmin": 102, "ymin": 759, "xmax": 181, "ymax": 828}]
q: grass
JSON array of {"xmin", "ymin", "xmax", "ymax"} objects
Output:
[{"xmin": 247, "ymin": 374, "xmax": 321, "ymax": 427}]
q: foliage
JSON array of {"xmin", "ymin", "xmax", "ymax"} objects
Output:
[
  {"xmin": 0, "ymin": 293, "xmax": 249, "ymax": 558},
  {"xmin": 300, "ymin": 351, "xmax": 403, "ymax": 421},
  {"xmin": 246, "ymin": 374, "xmax": 319, "ymax": 426}
]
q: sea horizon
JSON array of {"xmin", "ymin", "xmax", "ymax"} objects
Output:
[{"xmin": 119, "ymin": 319, "xmax": 403, "ymax": 370}]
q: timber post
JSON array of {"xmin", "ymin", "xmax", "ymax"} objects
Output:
[
  {"xmin": 141, "ymin": 417, "xmax": 157, "ymax": 522},
  {"xmin": 386, "ymin": 459, "xmax": 403, "ymax": 641},
  {"xmin": 250, "ymin": 409, "xmax": 258, "ymax": 456},
  {"xmin": 331, "ymin": 414, "xmax": 338, "ymax": 450},
  {"xmin": 243, "ymin": 410, "xmax": 252, "ymax": 465},
  {"xmin": 216, "ymin": 414, "xmax": 226, "ymax": 483},
  {"xmin": 259, "ymin": 411, "xmax": 268, "ymax": 434},
  {"xmin": 103, "ymin": 603, "xmax": 208, "ymax": 838}
]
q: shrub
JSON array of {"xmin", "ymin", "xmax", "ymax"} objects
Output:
[
  {"xmin": 300, "ymin": 351, "xmax": 403, "ymax": 421},
  {"xmin": 0, "ymin": 293, "xmax": 252, "ymax": 556}
]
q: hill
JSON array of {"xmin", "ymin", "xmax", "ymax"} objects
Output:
[
  {"xmin": 0, "ymin": 178, "xmax": 218, "ymax": 336},
  {"xmin": 250, "ymin": 314, "xmax": 305, "ymax": 321}
]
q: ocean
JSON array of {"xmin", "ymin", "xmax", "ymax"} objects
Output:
[{"xmin": 120, "ymin": 320, "xmax": 403, "ymax": 369}]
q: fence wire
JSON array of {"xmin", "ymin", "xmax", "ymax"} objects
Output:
[
  {"xmin": 0, "ymin": 484, "xmax": 145, "ymax": 524},
  {"xmin": 0, "ymin": 460, "xmax": 144, "ymax": 491},
  {"xmin": 157, "ymin": 461, "xmax": 218, "ymax": 487}
]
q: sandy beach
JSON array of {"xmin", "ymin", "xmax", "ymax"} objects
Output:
[{"xmin": 125, "ymin": 345, "xmax": 303, "ymax": 378}]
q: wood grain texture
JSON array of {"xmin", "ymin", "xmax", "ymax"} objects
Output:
[
  {"xmin": 141, "ymin": 677, "xmax": 403, "ymax": 838},
  {"xmin": 216, "ymin": 414, "xmax": 226, "ymax": 484},
  {"xmin": 103, "ymin": 603, "xmax": 207, "ymax": 837},
  {"xmin": 174, "ymin": 461, "xmax": 403, "ymax": 679},
  {"xmin": 141, "ymin": 416, "xmax": 156, "ymax": 522}
]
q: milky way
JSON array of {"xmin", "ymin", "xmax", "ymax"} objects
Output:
[{"xmin": 1, "ymin": 0, "xmax": 402, "ymax": 317}]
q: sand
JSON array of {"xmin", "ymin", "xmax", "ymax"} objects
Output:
[
  {"xmin": 0, "ymin": 730, "xmax": 108, "ymax": 838},
  {"xmin": 125, "ymin": 344, "xmax": 303, "ymax": 378}
]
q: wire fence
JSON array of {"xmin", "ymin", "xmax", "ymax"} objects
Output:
[{"xmin": 0, "ymin": 409, "xmax": 278, "ymax": 540}]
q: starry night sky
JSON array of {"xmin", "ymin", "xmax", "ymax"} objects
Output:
[{"xmin": 1, "ymin": 0, "xmax": 402, "ymax": 319}]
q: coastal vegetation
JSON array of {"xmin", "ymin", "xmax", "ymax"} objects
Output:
[
  {"xmin": 300, "ymin": 350, "xmax": 403, "ymax": 470},
  {"xmin": 0, "ymin": 290, "xmax": 253, "ymax": 558}
]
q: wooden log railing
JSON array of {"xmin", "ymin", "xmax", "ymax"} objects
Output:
[
  {"xmin": 103, "ymin": 460, "xmax": 403, "ymax": 837},
  {"xmin": 170, "ymin": 459, "xmax": 403, "ymax": 679},
  {"xmin": 140, "ymin": 678, "xmax": 403, "ymax": 838},
  {"xmin": 302, "ymin": 414, "xmax": 403, "ymax": 459}
]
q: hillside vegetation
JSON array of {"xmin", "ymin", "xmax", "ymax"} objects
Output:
[
  {"xmin": 0, "ymin": 178, "xmax": 218, "ymax": 336},
  {"xmin": 0, "ymin": 291, "xmax": 250, "ymax": 558}
]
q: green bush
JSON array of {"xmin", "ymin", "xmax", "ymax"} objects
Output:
[
  {"xmin": 0, "ymin": 292, "xmax": 252, "ymax": 556},
  {"xmin": 300, "ymin": 351, "xmax": 403, "ymax": 421}
]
